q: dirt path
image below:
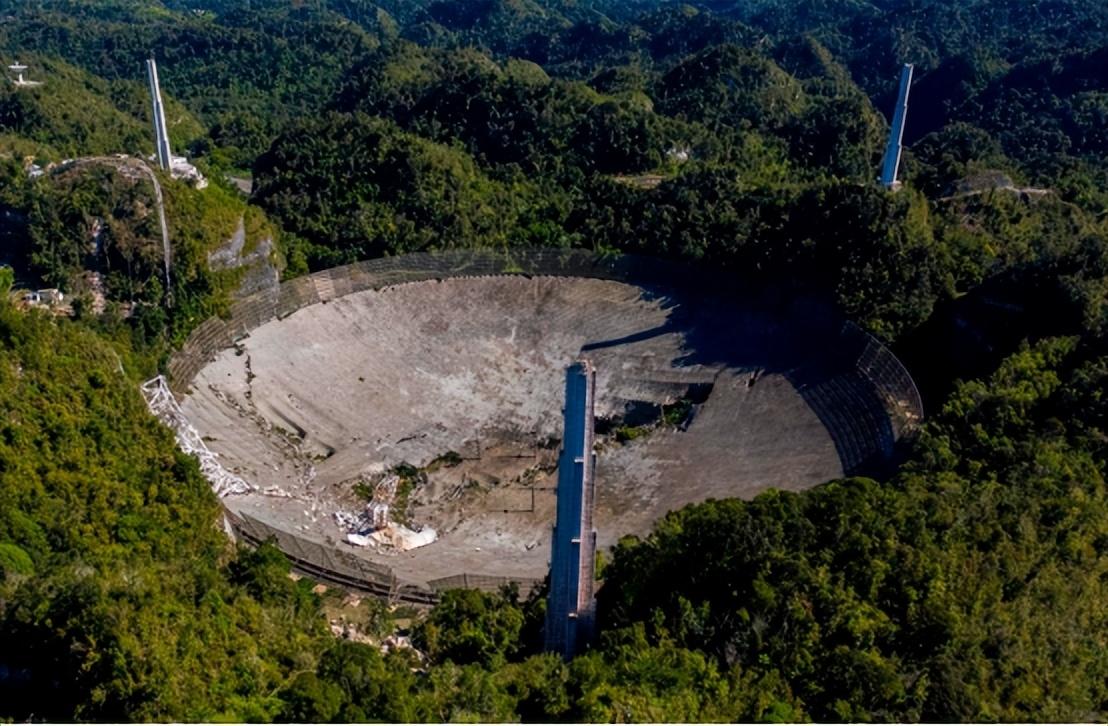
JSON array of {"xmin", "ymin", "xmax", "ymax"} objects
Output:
[{"xmin": 56, "ymin": 155, "xmax": 172, "ymax": 294}]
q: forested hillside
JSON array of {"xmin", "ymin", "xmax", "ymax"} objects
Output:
[{"xmin": 2, "ymin": 0, "xmax": 1108, "ymax": 721}]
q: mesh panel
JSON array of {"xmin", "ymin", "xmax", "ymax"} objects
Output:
[
  {"xmin": 427, "ymin": 573, "xmax": 543, "ymax": 595},
  {"xmin": 174, "ymin": 249, "xmax": 925, "ymax": 595}
]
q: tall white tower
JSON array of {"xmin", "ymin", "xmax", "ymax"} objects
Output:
[
  {"xmin": 145, "ymin": 59, "xmax": 173, "ymax": 171},
  {"xmin": 880, "ymin": 63, "xmax": 914, "ymax": 190}
]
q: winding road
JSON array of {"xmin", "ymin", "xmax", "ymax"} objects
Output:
[{"xmin": 54, "ymin": 155, "xmax": 172, "ymax": 295}]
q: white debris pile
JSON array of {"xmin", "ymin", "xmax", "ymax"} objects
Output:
[
  {"xmin": 346, "ymin": 532, "xmax": 373, "ymax": 547},
  {"xmin": 369, "ymin": 524, "xmax": 438, "ymax": 551},
  {"xmin": 170, "ymin": 156, "xmax": 208, "ymax": 189},
  {"xmin": 333, "ymin": 509, "xmax": 368, "ymax": 532},
  {"xmin": 332, "ymin": 471, "xmax": 436, "ymax": 550},
  {"xmin": 334, "ymin": 502, "xmax": 389, "ymax": 547},
  {"xmin": 141, "ymin": 375, "xmax": 254, "ymax": 497},
  {"xmin": 334, "ymin": 474, "xmax": 397, "ymax": 534},
  {"xmin": 368, "ymin": 501, "xmax": 389, "ymax": 528}
]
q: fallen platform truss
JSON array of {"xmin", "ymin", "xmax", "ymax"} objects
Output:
[{"xmin": 141, "ymin": 375, "xmax": 254, "ymax": 497}]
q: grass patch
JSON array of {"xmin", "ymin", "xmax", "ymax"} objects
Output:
[
  {"xmin": 615, "ymin": 424, "xmax": 650, "ymax": 443},
  {"xmin": 391, "ymin": 463, "xmax": 424, "ymax": 527},
  {"xmin": 425, "ymin": 451, "xmax": 463, "ymax": 472},
  {"xmin": 353, "ymin": 480, "xmax": 375, "ymax": 502},
  {"xmin": 611, "ymin": 396, "xmax": 697, "ymax": 444},
  {"xmin": 662, "ymin": 398, "xmax": 694, "ymax": 427},
  {"xmin": 352, "ymin": 456, "xmax": 456, "ymax": 526}
]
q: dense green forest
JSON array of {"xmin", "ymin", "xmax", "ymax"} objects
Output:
[{"xmin": 2, "ymin": 0, "xmax": 1108, "ymax": 721}]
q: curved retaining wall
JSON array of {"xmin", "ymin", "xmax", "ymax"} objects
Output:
[
  {"xmin": 172, "ymin": 248, "xmax": 923, "ymax": 602},
  {"xmin": 168, "ymin": 249, "xmax": 691, "ymax": 393}
]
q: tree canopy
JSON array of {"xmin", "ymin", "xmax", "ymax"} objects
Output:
[{"xmin": 1, "ymin": 0, "xmax": 1108, "ymax": 721}]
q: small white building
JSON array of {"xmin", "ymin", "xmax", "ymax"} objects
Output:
[
  {"xmin": 170, "ymin": 155, "xmax": 208, "ymax": 189},
  {"xmin": 23, "ymin": 288, "xmax": 64, "ymax": 306}
]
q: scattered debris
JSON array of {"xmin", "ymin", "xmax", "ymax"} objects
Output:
[
  {"xmin": 140, "ymin": 375, "xmax": 254, "ymax": 497},
  {"xmin": 333, "ymin": 510, "xmax": 366, "ymax": 531},
  {"xmin": 337, "ymin": 495, "xmax": 438, "ymax": 552}
]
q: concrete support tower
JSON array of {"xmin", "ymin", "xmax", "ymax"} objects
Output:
[
  {"xmin": 146, "ymin": 58, "xmax": 173, "ymax": 171},
  {"xmin": 544, "ymin": 359, "xmax": 598, "ymax": 660},
  {"xmin": 880, "ymin": 63, "xmax": 915, "ymax": 190}
]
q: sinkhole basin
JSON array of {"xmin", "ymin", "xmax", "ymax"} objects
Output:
[{"xmin": 171, "ymin": 250, "xmax": 922, "ymax": 593}]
